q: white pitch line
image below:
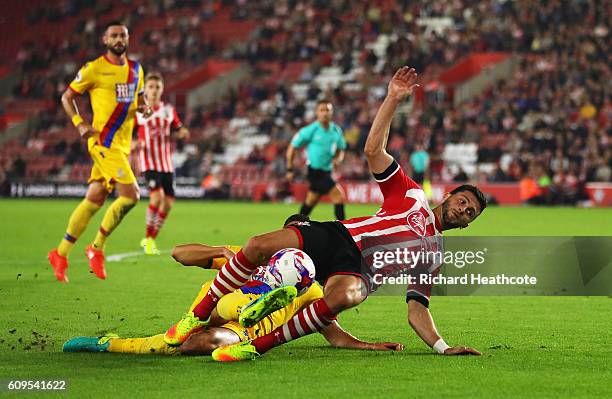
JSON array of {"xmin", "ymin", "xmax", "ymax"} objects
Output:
[{"xmin": 107, "ymin": 249, "xmax": 171, "ymax": 262}]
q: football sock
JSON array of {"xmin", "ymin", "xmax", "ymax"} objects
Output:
[
  {"xmin": 57, "ymin": 199, "xmax": 101, "ymax": 257},
  {"xmin": 252, "ymin": 298, "xmax": 336, "ymax": 354},
  {"xmin": 192, "ymin": 250, "xmax": 256, "ymax": 320},
  {"xmin": 107, "ymin": 334, "xmax": 177, "ymax": 355},
  {"xmin": 334, "ymin": 203, "xmax": 345, "ymax": 220},
  {"xmin": 145, "ymin": 204, "xmax": 158, "ymax": 238},
  {"xmin": 152, "ymin": 210, "xmax": 168, "ymax": 238},
  {"xmin": 187, "ymin": 282, "xmax": 212, "ymax": 313},
  {"xmin": 299, "ymin": 203, "xmax": 313, "ymax": 216},
  {"xmin": 92, "ymin": 196, "xmax": 136, "ymax": 250}
]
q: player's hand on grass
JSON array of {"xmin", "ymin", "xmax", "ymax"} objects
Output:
[
  {"xmin": 443, "ymin": 346, "xmax": 481, "ymax": 356},
  {"xmin": 77, "ymin": 121, "xmax": 98, "ymax": 139},
  {"xmin": 367, "ymin": 342, "xmax": 405, "ymax": 351},
  {"xmin": 387, "ymin": 67, "xmax": 419, "ymax": 102}
]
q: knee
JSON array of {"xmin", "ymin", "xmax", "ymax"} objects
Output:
[
  {"xmin": 216, "ymin": 294, "xmax": 239, "ymax": 321},
  {"xmin": 87, "ymin": 190, "xmax": 107, "ymax": 207},
  {"xmin": 179, "ymin": 333, "xmax": 218, "ymax": 356},
  {"xmin": 324, "ymin": 284, "xmax": 366, "ymax": 313},
  {"xmin": 244, "ymin": 235, "xmax": 274, "ymax": 260}
]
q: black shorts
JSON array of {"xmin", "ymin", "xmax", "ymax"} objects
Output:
[
  {"xmin": 307, "ymin": 167, "xmax": 336, "ymax": 195},
  {"xmin": 144, "ymin": 170, "xmax": 175, "ymax": 197},
  {"xmin": 286, "ymin": 221, "xmax": 366, "ymax": 288}
]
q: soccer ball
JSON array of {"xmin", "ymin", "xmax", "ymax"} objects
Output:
[{"xmin": 266, "ymin": 248, "xmax": 316, "ymax": 295}]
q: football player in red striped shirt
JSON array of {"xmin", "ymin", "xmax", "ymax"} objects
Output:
[
  {"xmin": 135, "ymin": 73, "xmax": 189, "ymax": 255},
  {"xmin": 166, "ymin": 67, "xmax": 486, "ymax": 360}
]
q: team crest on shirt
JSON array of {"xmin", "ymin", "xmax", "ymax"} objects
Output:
[
  {"xmin": 406, "ymin": 211, "xmax": 426, "ymax": 237},
  {"xmin": 115, "ymin": 83, "xmax": 136, "ymax": 103},
  {"xmin": 117, "ymin": 168, "xmax": 124, "ymax": 178}
]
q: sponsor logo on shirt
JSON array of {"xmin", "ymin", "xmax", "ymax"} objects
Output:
[
  {"xmin": 407, "ymin": 211, "xmax": 426, "ymax": 237},
  {"xmin": 115, "ymin": 83, "xmax": 136, "ymax": 103}
]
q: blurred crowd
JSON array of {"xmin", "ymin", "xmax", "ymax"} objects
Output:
[{"xmin": 2, "ymin": 0, "xmax": 610, "ymax": 204}]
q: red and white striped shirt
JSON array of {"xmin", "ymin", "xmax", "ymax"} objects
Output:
[
  {"xmin": 341, "ymin": 161, "xmax": 442, "ymax": 248},
  {"xmin": 341, "ymin": 160, "xmax": 443, "ymax": 303},
  {"xmin": 136, "ymin": 102, "xmax": 182, "ymax": 173}
]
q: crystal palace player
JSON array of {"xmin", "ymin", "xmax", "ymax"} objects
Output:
[
  {"xmin": 135, "ymin": 73, "xmax": 189, "ymax": 255},
  {"xmin": 48, "ymin": 21, "xmax": 149, "ymax": 282},
  {"xmin": 165, "ymin": 67, "xmax": 486, "ymax": 359}
]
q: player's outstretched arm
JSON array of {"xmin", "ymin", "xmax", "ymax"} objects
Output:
[
  {"xmin": 321, "ymin": 321, "xmax": 404, "ymax": 351},
  {"xmin": 364, "ymin": 67, "xmax": 419, "ymax": 174},
  {"xmin": 407, "ymin": 300, "xmax": 481, "ymax": 356},
  {"xmin": 171, "ymin": 244, "xmax": 235, "ymax": 268}
]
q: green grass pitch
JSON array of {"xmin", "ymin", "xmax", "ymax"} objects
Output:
[{"xmin": 0, "ymin": 199, "xmax": 610, "ymax": 398}]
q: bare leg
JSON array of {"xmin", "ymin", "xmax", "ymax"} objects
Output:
[
  {"xmin": 86, "ymin": 180, "xmax": 109, "ymax": 206},
  {"xmin": 248, "ymin": 274, "xmax": 368, "ymax": 354}
]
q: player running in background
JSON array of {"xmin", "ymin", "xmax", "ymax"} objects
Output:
[
  {"xmin": 63, "ymin": 215, "xmax": 403, "ymax": 356},
  {"xmin": 286, "ymin": 100, "xmax": 347, "ymax": 220},
  {"xmin": 135, "ymin": 73, "xmax": 189, "ymax": 255},
  {"xmin": 165, "ymin": 67, "xmax": 487, "ymax": 360},
  {"xmin": 47, "ymin": 21, "xmax": 150, "ymax": 282}
]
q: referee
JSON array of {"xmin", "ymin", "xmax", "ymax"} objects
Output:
[{"xmin": 286, "ymin": 100, "xmax": 347, "ymax": 220}]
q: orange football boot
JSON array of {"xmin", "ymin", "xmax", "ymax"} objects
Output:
[
  {"xmin": 85, "ymin": 245, "xmax": 107, "ymax": 280},
  {"xmin": 47, "ymin": 249, "xmax": 69, "ymax": 283}
]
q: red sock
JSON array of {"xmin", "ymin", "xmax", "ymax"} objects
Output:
[
  {"xmin": 192, "ymin": 250, "xmax": 257, "ymax": 320},
  {"xmin": 152, "ymin": 211, "xmax": 168, "ymax": 239},
  {"xmin": 252, "ymin": 298, "xmax": 336, "ymax": 354},
  {"xmin": 145, "ymin": 204, "xmax": 158, "ymax": 238}
]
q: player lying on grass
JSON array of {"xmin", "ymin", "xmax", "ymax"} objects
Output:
[
  {"xmin": 164, "ymin": 67, "xmax": 486, "ymax": 361},
  {"xmin": 63, "ymin": 215, "xmax": 403, "ymax": 355}
]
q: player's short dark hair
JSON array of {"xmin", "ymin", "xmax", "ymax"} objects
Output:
[
  {"xmin": 316, "ymin": 99, "xmax": 332, "ymax": 107},
  {"xmin": 283, "ymin": 214, "xmax": 310, "ymax": 227},
  {"xmin": 104, "ymin": 20, "xmax": 128, "ymax": 32},
  {"xmin": 450, "ymin": 184, "xmax": 487, "ymax": 213},
  {"xmin": 145, "ymin": 73, "xmax": 164, "ymax": 83}
]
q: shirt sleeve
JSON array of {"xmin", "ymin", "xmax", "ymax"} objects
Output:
[
  {"xmin": 372, "ymin": 159, "xmax": 421, "ymax": 210},
  {"xmin": 405, "ymin": 267, "xmax": 439, "ymax": 308},
  {"xmin": 171, "ymin": 106, "xmax": 183, "ymax": 129},
  {"xmin": 336, "ymin": 127, "xmax": 347, "ymax": 150},
  {"xmin": 290, "ymin": 125, "xmax": 314, "ymax": 148},
  {"xmin": 68, "ymin": 62, "xmax": 95, "ymax": 94}
]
